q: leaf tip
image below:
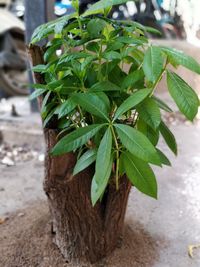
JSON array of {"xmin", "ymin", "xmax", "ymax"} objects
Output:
[
  {"xmin": 153, "ymin": 193, "xmax": 158, "ymax": 200},
  {"xmin": 174, "ymin": 146, "xmax": 178, "ymax": 156},
  {"xmin": 50, "ymin": 147, "xmax": 58, "ymax": 156},
  {"xmin": 72, "ymin": 168, "xmax": 78, "ymax": 176},
  {"xmin": 91, "ymin": 192, "xmax": 98, "ymax": 207},
  {"xmin": 91, "ymin": 199, "xmax": 97, "ymax": 207}
]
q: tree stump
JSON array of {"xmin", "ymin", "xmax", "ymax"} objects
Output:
[
  {"xmin": 44, "ymin": 129, "xmax": 131, "ymax": 263},
  {"xmin": 29, "ymin": 45, "xmax": 132, "ymax": 264}
]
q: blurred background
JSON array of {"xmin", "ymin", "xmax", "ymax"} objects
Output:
[
  {"xmin": 0, "ymin": 0, "xmax": 200, "ymax": 99},
  {"xmin": 1, "ymin": 1, "xmax": 200, "ymax": 266}
]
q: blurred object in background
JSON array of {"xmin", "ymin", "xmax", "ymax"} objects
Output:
[
  {"xmin": 78, "ymin": 0, "xmax": 186, "ymax": 39},
  {"xmin": 0, "ymin": 0, "xmax": 199, "ymax": 99},
  {"xmin": 55, "ymin": 0, "xmax": 75, "ymax": 17},
  {"xmin": 0, "ymin": 0, "xmax": 28, "ymax": 97},
  {"xmin": 79, "ymin": 0, "xmax": 97, "ymax": 15},
  {"xmin": 10, "ymin": 0, "xmax": 25, "ymax": 20},
  {"xmin": 132, "ymin": 0, "xmax": 186, "ymax": 39},
  {"xmin": 176, "ymin": 0, "xmax": 200, "ymax": 46}
]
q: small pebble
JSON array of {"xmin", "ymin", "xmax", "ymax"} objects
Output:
[
  {"xmin": 0, "ymin": 143, "xmax": 42, "ymax": 165},
  {"xmin": 38, "ymin": 154, "xmax": 45, "ymax": 162},
  {"xmin": 18, "ymin": 213, "xmax": 25, "ymax": 217},
  {"xmin": 0, "ymin": 217, "xmax": 9, "ymax": 224},
  {"xmin": 1, "ymin": 157, "xmax": 15, "ymax": 166}
]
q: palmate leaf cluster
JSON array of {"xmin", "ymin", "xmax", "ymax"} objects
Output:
[{"xmin": 30, "ymin": 0, "xmax": 200, "ymax": 206}]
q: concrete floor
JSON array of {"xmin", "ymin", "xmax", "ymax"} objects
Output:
[{"xmin": 127, "ymin": 122, "xmax": 200, "ymax": 267}]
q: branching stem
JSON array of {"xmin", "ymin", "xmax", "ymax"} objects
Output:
[
  {"xmin": 151, "ymin": 58, "xmax": 168, "ymax": 96},
  {"xmin": 111, "ymin": 125, "xmax": 120, "ymax": 190}
]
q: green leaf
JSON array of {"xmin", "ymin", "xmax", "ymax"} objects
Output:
[
  {"xmin": 137, "ymin": 98, "xmax": 161, "ymax": 129},
  {"xmin": 137, "ymin": 119, "xmax": 159, "ymax": 146},
  {"xmin": 29, "ymin": 88, "xmax": 47, "ymax": 101},
  {"xmin": 73, "ymin": 149, "xmax": 97, "ymax": 175},
  {"xmin": 116, "ymin": 36, "xmax": 147, "ymax": 45},
  {"xmin": 57, "ymin": 119, "xmax": 71, "ymax": 130},
  {"xmin": 44, "ymin": 39, "xmax": 62, "ymax": 62},
  {"xmin": 119, "ymin": 20, "xmax": 145, "ymax": 29},
  {"xmin": 43, "ymin": 107, "xmax": 56, "ymax": 127},
  {"xmin": 119, "ymin": 154, "xmax": 125, "ymax": 175},
  {"xmin": 71, "ymin": 0, "xmax": 79, "ymax": 11},
  {"xmin": 32, "ymin": 64, "xmax": 47, "ymax": 73},
  {"xmin": 87, "ymin": 18, "xmax": 107, "ymax": 37},
  {"xmin": 108, "ymin": 65, "xmax": 126, "ymax": 87},
  {"xmin": 167, "ymin": 71, "xmax": 199, "ymax": 121},
  {"xmin": 95, "ymin": 127, "xmax": 112, "ymax": 184},
  {"xmin": 114, "ymin": 124, "xmax": 161, "ymax": 166},
  {"xmin": 54, "ymin": 98, "xmax": 76, "ymax": 119},
  {"xmin": 153, "ymin": 96, "xmax": 173, "ymax": 113},
  {"xmin": 31, "ymin": 13, "xmax": 77, "ymax": 43},
  {"xmin": 106, "ymin": 41, "xmax": 124, "ymax": 51},
  {"xmin": 81, "ymin": 56, "xmax": 96, "ymax": 71},
  {"xmin": 102, "ymin": 23, "xmax": 115, "ymax": 40},
  {"xmin": 130, "ymin": 49, "xmax": 144, "ymax": 65},
  {"xmin": 113, "ymin": 88, "xmax": 152, "ymax": 121},
  {"xmin": 142, "ymin": 46, "xmax": 164, "ymax": 83},
  {"xmin": 57, "ymin": 52, "xmax": 92, "ymax": 67},
  {"xmin": 72, "ymin": 93, "xmax": 110, "ymax": 121},
  {"xmin": 122, "ymin": 69, "xmax": 144, "ymax": 89},
  {"xmin": 41, "ymin": 102, "xmax": 55, "ymax": 120},
  {"xmin": 91, "ymin": 127, "xmax": 113, "ymax": 206},
  {"xmin": 159, "ymin": 121, "xmax": 177, "ymax": 155},
  {"xmin": 91, "ymin": 156, "xmax": 113, "ymax": 206},
  {"xmin": 90, "ymin": 81, "xmax": 121, "ymax": 92},
  {"xmin": 51, "ymin": 124, "xmax": 104, "ymax": 155},
  {"xmin": 156, "ymin": 148, "xmax": 171, "ymax": 166},
  {"xmin": 41, "ymin": 91, "xmax": 51, "ymax": 116},
  {"xmin": 96, "ymin": 92, "xmax": 110, "ymax": 112},
  {"xmin": 30, "ymin": 83, "xmax": 47, "ymax": 89},
  {"xmin": 83, "ymin": 0, "xmax": 130, "ymax": 16},
  {"xmin": 31, "ymin": 25, "xmax": 54, "ymax": 44},
  {"xmin": 161, "ymin": 46, "xmax": 200, "ymax": 74},
  {"xmin": 122, "ymin": 152, "xmax": 157, "ymax": 199},
  {"xmin": 102, "ymin": 51, "xmax": 121, "ymax": 61},
  {"xmin": 144, "ymin": 26, "xmax": 162, "ymax": 36},
  {"xmin": 86, "ymin": 42, "xmax": 100, "ymax": 53}
]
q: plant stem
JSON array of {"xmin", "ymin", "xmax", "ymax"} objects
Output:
[
  {"xmin": 132, "ymin": 110, "xmax": 138, "ymax": 126},
  {"xmin": 57, "ymin": 92, "xmax": 62, "ymax": 103},
  {"xmin": 81, "ymin": 79, "xmax": 86, "ymax": 92},
  {"xmin": 150, "ymin": 58, "xmax": 168, "ymax": 96},
  {"xmin": 133, "ymin": 114, "xmax": 139, "ymax": 127},
  {"xmin": 77, "ymin": 17, "xmax": 86, "ymax": 51},
  {"xmin": 98, "ymin": 41, "xmax": 103, "ymax": 81},
  {"xmin": 111, "ymin": 125, "xmax": 120, "ymax": 190},
  {"xmin": 77, "ymin": 105, "xmax": 85, "ymax": 125},
  {"xmin": 70, "ymin": 116, "xmax": 79, "ymax": 129},
  {"xmin": 115, "ymin": 152, "xmax": 119, "ymax": 190}
]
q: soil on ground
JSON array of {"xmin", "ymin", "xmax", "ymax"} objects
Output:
[{"xmin": 0, "ymin": 201, "xmax": 160, "ymax": 267}]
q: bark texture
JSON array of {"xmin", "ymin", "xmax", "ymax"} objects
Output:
[
  {"xmin": 44, "ymin": 129, "xmax": 131, "ymax": 264},
  {"xmin": 29, "ymin": 45, "xmax": 132, "ymax": 264},
  {"xmin": 28, "ymin": 44, "xmax": 45, "ymax": 109}
]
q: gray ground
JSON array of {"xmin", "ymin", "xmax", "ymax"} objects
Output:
[
  {"xmin": 1, "ymin": 41, "xmax": 200, "ymax": 267},
  {"xmin": 1, "ymin": 97, "xmax": 200, "ymax": 267}
]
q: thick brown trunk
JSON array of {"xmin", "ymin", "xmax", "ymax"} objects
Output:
[
  {"xmin": 44, "ymin": 129, "xmax": 131, "ymax": 264},
  {"xmin": 28, "ymin": 44, "xmax": 45, "ymax": 109},
  {"xmin": 28, "ymin": 45, "xmax": 132, "ymax": 264}
]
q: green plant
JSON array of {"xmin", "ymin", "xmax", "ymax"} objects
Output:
[{"xmin": 30, "ymin": 0, "xmax": 200, "ymax": 206}]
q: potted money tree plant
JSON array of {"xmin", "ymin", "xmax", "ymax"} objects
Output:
[{"xmin": 29, "ymin": 0, "xmax": 200, "ymax": 264}]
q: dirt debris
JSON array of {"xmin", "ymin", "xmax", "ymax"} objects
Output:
[
  {"xmin": 0, "ymin": 142, "xmax": 44, "ymax": 166},
  {"xmin": 0, "ymin": 201, "xmax": 160, "ymax": 267}
]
